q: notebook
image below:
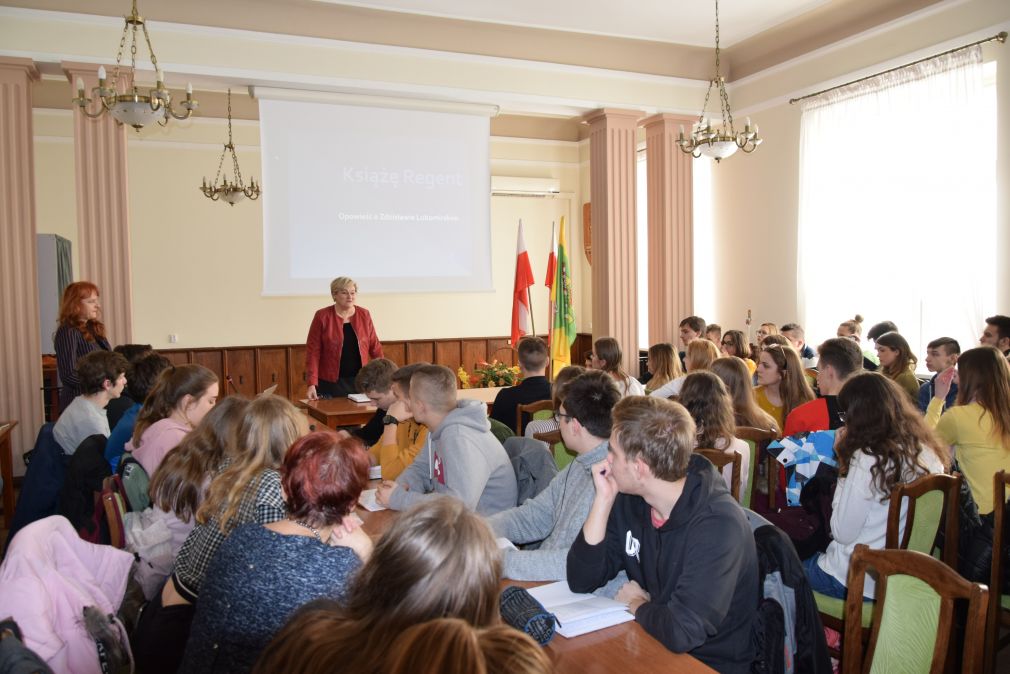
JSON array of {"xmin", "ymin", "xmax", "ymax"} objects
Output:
[
  {"xmin": 526, "ymin": 581, "xmax": 634, "ymax": 638},
  {"xmin": 358, "ymin": 488, "xmax": 386, "ymax": 512}
]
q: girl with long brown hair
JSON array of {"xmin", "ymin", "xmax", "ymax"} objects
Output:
[
  {"xmin": 591, "ymin": 337, "xmax": 645, "ymax": 396},
  {"xmin": 719, "ymin": 330, "xmax": 755, "ymax": 375},
  {"xmin": 252, "ymin": 497, "xmax": 502, "ymax": 674},
  {"xmin": 644, "ymin": 343, "xmax": 681, "ymax": 394},
  {"xmin": 804, "ymin": 372, "xmax": 947, "ymax": 600},
  {"xmin": 54, "ymin": 281, "xmax": 112, "ymax": 411},
  {"xmin": 873, "ymin": 331, "xmax": 920, "ymax": 402},
  {"xmin": 754, "ymin": 343, "xmax": 815, "ymax": 430},
  {"xmin": 678, "ymin": 371, "xmax": 750, "ymax": 500},
  {"xmin": 710, "ymin": 357, "xmax": 778, "ymax": 431}
]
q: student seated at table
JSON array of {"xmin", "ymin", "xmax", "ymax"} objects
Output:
[
  {"xmin": 490, "ymin": 336, "xmax": 551, "ymax": 431},
  {"xmin": 567, "ymin": 396, "xmax": 757, "ymax": 673},
  {"xmin": 180, "ymin": 431, "xmax": 372, "ymax": 674},
  {"xmin": 106, "ymin": 351, "xmax": 171, "ymax": 471},
  {"xmin": 803, "ymin": 373, "xmax": 947, "ymax": 600},
  {"xmin": 522, "ymin": 365, "xmax": 586, "ymax": 439},
  {"xmin": 487, "ymin": 370, "xmax": 619, "ymax": 581},
  {"xmin": 678, "ymin": 371, "xmax": 749, "ymax": 499},
  {"xmin": 252, "ymin": 497, "xmax": 503, "ymax": 673},
  {"xmin": 53, "ymin": 350, "xmax": 128, "ymax": 455},
  {"xmin": 125, "ymin": 364, "xmax": 219, "ymax": 476},
  {"xmin": 376, "ymin": 365, "xmax": 517, "ymax": 515},
  {"xmin": 352, "ymin": 357, "xmax": 397, "ymax": 447},
  {"xmin": 366, "ymin": 362, "xmax": 429, "ymax": 481},
  {"xmin": 131, "ymin": 396, "xmax": 306, "ymax": 674},
  {"xmin": 784, "ymin": 337, "xmax": 862, "ymax": 436},
  {"xmin": 385, "ymin": 618, "xmax": 554, "ymax": 674},
  {"xmin": 917, "ymin": 337, "xmax": 959, "ymax": 413}
]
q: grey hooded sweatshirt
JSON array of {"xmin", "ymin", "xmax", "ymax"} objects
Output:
[{"xmin": 389, "ymin": 399, "xmax": 518, "ymax": 516}]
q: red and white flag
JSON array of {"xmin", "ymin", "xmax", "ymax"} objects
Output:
[
  {"xmin": 511, "ymin": 220, "xmax": 536, "ymax": 346},
  {"xmin": 544, "ymin": 221, "xmax": 557, "ymax": 345}
]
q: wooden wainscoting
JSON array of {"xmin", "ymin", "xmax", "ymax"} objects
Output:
[{"xmin": 158, "ymin": 334, "xmax": 593, "ymax": 404}]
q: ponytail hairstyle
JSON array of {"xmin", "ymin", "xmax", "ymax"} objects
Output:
[
  {"xmin": 149, "ymin": 396, "xmax": 250, "ymax": 522},
  {"xmin": 197, "ymin": 395, "xmax": 304, "ymax": 533},
  {"xmin": 57, "ymin": 281, "xmax": 106, "ymax": 341},
  {"xmin": 132, "ymin": 364, "xmax": 219, "ymax": 446},
  {"xmin": 838, "ymin": 314, "xmax": 865, "ymax": 339}
]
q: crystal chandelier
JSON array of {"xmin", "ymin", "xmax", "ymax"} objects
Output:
[
  {"xmin": 200, "ymin": 89, "xmax": 261, "ymax": 206},
  {"xmin": 71, "ymin": 0, "xmax": 197, "ymax": 130},
  {"xmin": 677, "ymin": 0, "xmax": 761, "ymax": 162}
]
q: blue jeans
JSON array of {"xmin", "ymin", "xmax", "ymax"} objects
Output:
[{"xmin": 803, "ymin": 554, "xmax": 848, "ymax": 600}]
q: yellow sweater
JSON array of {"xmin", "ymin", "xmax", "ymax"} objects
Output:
[
  {"xmin": 369, "ymin": 418, "xmax": 428, "ymax": 482},
  {"xmin": 926, "ymin": 398, "xmax": 1010, "ymax": 515},
  {"xmin": 755, "ymin": 386, "xmax": 785, "ymax": 432}
]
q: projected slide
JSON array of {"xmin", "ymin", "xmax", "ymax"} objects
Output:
[{"xmin": 259, "ymin": 97, "xmax": 492, "ymax": 295}]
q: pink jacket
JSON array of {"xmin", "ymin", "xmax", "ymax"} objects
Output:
[
  {"xmin": 126, "ymin": 417, "xmax": 190, "ymax": 476},
  {"xmin": 0, "ymin": 516, "xmax": 134, "ymax": 674}
]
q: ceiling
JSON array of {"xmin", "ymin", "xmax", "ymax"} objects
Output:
[{"xmin": 313, "ymin": 0, "xmax": 834, "ymax": 47}]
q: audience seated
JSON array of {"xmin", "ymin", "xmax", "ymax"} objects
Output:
[
  {"xmin": 252, "ymin": 497, "xmax": 502, "ymax": 673},
  {"xmin": 127, "ymin": 396, "xmax": 249, "ymax": 599},
  {"xmin": 643, "ymin": 343, "xmax": 681, "ymax": 395},
  {"xmin": 487, "ymin": 370, "xmax": 619, "ymax": 581},
  {"xmin": 352, "ymin": 357, "xmax": 398, "ymax": 447},
  {"xmin": 489, "ymin": 336, "xmax": 552, "ymax": 431},
  {"xmin": 125, "ymin": 364, "xmax": 219, "ymax": 476},
  {"xmin": 926, "ymin": 346, "xmax": 1010, "ymax": 520},
  {"xmin": 131, "ymin": 396, "xmax": 306, "ymax": 674},
  {"xmin": 711, "ymin": 357, "xmax": 778, "ymax": 431},
  {"xmin": 836, "ymin": 314, "xmax": 879, "ymax": 370},
  {"xmin": 980, "ymin": 314, "xmax": 1010, "ymax": 359},
  {"xmin": 366, "ymin": 362, "xmax": 429, "ymax": 481},
  {"xmin": 179, "ymin": 432, "xmax": 372, "ymax": 674},
  {"xmin": 385, "ymin": 618, "xmax": 554, "ymax": 674},
  {"xmin": 651, "ymin": 338, "xmax": 719, "ymax": 399},
  {"xmin": 802, "ymin": 373, "xmax": 947, "ymax": 599},
  {"xmin": 780, "ymin": 323, "xmax": 817, "ymax": 368},
  {"xmin": 105, "ymin": 344, "xmax": 153, "ymax": 429},
  {"xmin": 873, "ymin": 331, "xmax": 920, "ymax": 402},
  {"xmin": 53, "ymin": 350, "xmax": 128, "ymax": 455},
  {"xmin": 917, "ymin": 337, "xmax": 959, "ymax": 413},
  {"xmin": 567, "ymin": 396, "xmax": 757, "ymax": 673},
  {"xmin": 705, "ymin": 323, "xmax": 722, "ymax": 345},
  {"xmin": 377, "ymin": 365, "xmax": 517, "ymax": 515},
  {"xmin": 784, "ymin": 338, "xmax": 862, "ymax": 436},
  {"xmin": 678, "ymin": 372, "xmax": 750, "ymax": 499},
  {"xmin": 523, "ymin": 365, "xmax": 586, "ymax": 440},
  {"xmin": 678, "ymin": 316, "xmax": 707, "ymax": 369},
  {"xmin": 106, "ymin": 352, "xmax": 171, "ymax": 472},
  {"xmin": 754, "ymin": 344, "xmax": 815, "ymax": 430},
  {"xmin": 590, "ymin": 337, "xmax": 645, "ymax": 397},
  {"xmin": 755, "ymin": 322, "xmax": 778, "ymax": 342},
  {"xmin": 720, "ymin": 330, "xmax": 756, "ymax": 375}
]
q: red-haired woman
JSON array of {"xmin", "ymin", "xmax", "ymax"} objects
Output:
[
  {"xmin": 179, "ymin": 431, "xmax": 372, "ymax": 674},
  {"xmin": 54, "ymin": 281, "xmax": 112, "ymax": 411}
]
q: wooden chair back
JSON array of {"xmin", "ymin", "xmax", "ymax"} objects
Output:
[
  {"xmin": 844, "ymin": 545, "xmax": 988, "ymax": 674},
  {"xmin": 885, "ymin": 472, "xmax": 961, "ymax": 567},
  {"xmin": 516, "ymin": 400, "xmax": 553, "ymax": 435},
  {"xmin": 101, "ymin": 475, "xmax": 128, "ymax": 549},
  {"xmin": 735, "ymin": 426, "xmax": 779, "ymax": 509},
  {"xmin": 985, "ymin": 470, "xmax": 1010, "ymax": 674},
  {"xmin": 695, "ymin": 448, "xmax": 742, "ymax": 503}
]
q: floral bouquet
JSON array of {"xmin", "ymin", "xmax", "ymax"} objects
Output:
[{"xmin": 458, "ymin": 360, "xmax": 521, "ymax": 389}]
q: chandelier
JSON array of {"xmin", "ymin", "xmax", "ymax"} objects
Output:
[
  {"xmin": 71, "ymin": 0, "xmax": 197, "ymax": 130},
  {"xmin": 200, "ymin": 89, "xmax": 261, "ymax": 206},
  {"xmin": 677, "ymin": 0, "xmax": 761, "ymax": 162}
]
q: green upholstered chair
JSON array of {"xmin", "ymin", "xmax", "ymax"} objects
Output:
[
  {"xmin": 816, "ymin": 472, "xmax": 962, "ymax": 658},
  {"xmin": 843, "ymin": 545, "xmax": 988, "ymax": 674},
  {"xmin": 985, "ymin": 471, "xmax": 1010, "ymax": 674},
  {"xmin": 734, "ymin": 426, "xmax": 778, "ymax": 509},
  {"xmin": 488, "ymin": 418, "xmax": 515, "ymax": 445}
]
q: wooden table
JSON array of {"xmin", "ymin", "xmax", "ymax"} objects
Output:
[
  {"xmin": 0, "ymin": 421, "xmax": 17, "ymax": 529},
  {"xmin": 354, "ymin": 492, "xmax": 714, "ymax": 674},
  {"xmin": 304, "ymin": 386, "xmax": 506, "ymax": 431}
]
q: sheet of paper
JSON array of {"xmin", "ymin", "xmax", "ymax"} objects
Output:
[
  {"xmin": 369, "ymin": 465, "xmax": 382, "ymax": 480},
  {"xmin": 496, "ymin": 537, "xmax": 518, "ymax": 551},
  {"xmin": 358, "ymin": 488, "xmax": 386, "ymax": 512}
]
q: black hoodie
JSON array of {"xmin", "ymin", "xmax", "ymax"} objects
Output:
[{"xmin": 567, "ymin": 454, "xmax": 758, "ymax": 674}]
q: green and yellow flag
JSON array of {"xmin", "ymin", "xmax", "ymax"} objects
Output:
[{"xmin": 550, "ymin": 216, "xmax": 576, "ymax": 375}]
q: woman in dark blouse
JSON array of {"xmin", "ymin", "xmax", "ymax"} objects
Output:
[
  {"xmin": 54, "ymin": 281, "xmax": 111, "ymax": 411},
  {"xmin": 305, "ymin": 276, "xmax": 383, "ymax": 399}
]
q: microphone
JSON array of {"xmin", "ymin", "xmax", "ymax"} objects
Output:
[{"xmin": 225, "ymin": 374, "xmax": 239, "ymax": 394}]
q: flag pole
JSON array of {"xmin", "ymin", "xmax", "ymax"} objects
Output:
[{"xmin": 527, "ymin": 287, "xmax": 536, "ymax": 337}]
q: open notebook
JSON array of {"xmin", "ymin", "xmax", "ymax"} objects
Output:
[{"xmin": 526, "ymin": 581, "xmax": 634, "ymax": 638}]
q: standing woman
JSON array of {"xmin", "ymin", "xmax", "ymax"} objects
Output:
[
  {"xmin": 754, "ymin": 344, "xmax": 815, "ymax": 431},
  {"xmin": 54, "ymin": 281, "xmax": 112, "ymax": 412},
  {"xmin": 874, "ymin": 331, "xmax": 920, "ymax": 402},
  {"xmin": 306, "ymin": 277, "xmax": 384, "ymax": 400}
]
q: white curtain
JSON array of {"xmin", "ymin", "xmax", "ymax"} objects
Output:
[{"xmin": 797, "ymin": 46, "xmax": 995, "ymax": 365}]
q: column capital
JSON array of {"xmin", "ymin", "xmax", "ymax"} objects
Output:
[
  {"xmin": 0, "ymin": 56, "xmax": 40, "ymax": 83},
  {"xmin": 583, "ymin": 108, "xmax": 644, "ymax": 128},
  {"xmin": 641, "ymin": 112, "xmax": 697, "ymax": 130}
]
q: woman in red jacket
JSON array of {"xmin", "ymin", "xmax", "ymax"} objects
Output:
[{"xmin": 306, "ymin": 277, "xmax": 383, "ymax": 399}]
